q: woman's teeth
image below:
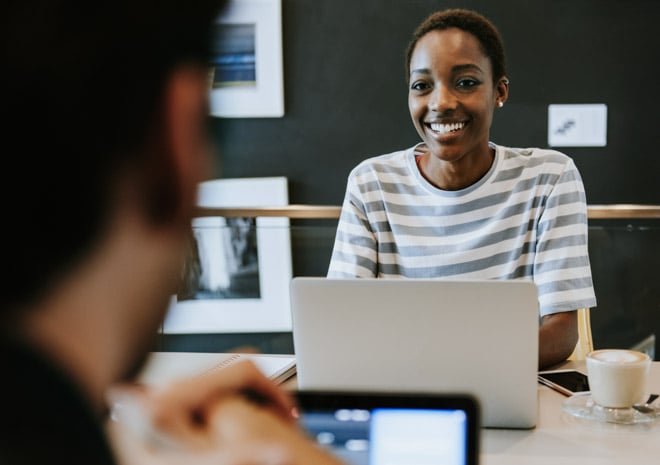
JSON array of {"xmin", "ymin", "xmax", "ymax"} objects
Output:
[{"xmin": 429, "ymin": 121, "xmax": 465, "ymax": 135}]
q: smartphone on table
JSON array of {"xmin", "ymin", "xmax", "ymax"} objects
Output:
[{"xmin": 538, "ymin": 369, "xmax": 590, "ymax": 396}]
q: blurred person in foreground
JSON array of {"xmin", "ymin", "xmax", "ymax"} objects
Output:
[{"xmin": 0, "ymin": 1, "xmax": 343, "ymax": 464}]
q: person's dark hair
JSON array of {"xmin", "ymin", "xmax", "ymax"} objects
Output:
[
  {"xmin": 1, "ymin": 0, "xmax": 226, "ymax": 314},
  {"xmin": 405, "ymin": 9, "xmax": 507, "ymax": 84}
]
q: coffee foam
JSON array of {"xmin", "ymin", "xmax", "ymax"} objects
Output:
[{"xmin": 590, "ymin": 349, "xmax": 648, "ymax": 364}]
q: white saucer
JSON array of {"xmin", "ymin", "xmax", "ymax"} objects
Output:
[{"xmin": 562, "ymin": 392, "xmax": 659, "ymax": 425}]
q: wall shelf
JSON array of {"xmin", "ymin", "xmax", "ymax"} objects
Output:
[{"xmin": 195, "ymin": 204, "xmax": 660, "ymax": 220}]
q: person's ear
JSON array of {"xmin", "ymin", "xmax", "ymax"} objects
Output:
[
  {"xmin": 495, "ymin": 76, "xmax": 509, "ymax": 109},
  {"xmin": 161, "ymin": 65, "xmax": 212, "ymax": 223}
]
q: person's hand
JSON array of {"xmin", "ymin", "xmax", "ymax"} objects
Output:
[
  {"xmin": 108, "ymin": 359, "xmax": 296, "ymax": 450},
  {"xmin": 107, "ymin": 360, "xmax": 345, "ymax": 465},
  {"xmin": 109, "ymin": 397, "xmax": 341, "ymax": 465}
]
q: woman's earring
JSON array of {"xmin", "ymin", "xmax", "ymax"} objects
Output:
[{"xmin": 497, "ymin": 101, "xmax": 504, "ymax": 108}]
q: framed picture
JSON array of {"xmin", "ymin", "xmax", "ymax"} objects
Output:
[
  {"xmin": 163, "ymin": 177, "xmax": 292, "ymax": 333},
  {"xmin": 209, "ymin": 0, "xmax": 284, "ymax": 118}
]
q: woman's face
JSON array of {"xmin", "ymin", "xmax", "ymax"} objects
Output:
[{"xmin": 408, "ymin": 28, "xmax": 507, "ymax": 163}]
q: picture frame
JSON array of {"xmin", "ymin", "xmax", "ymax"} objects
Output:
[
  {"xmin": 209, "ymin": 0, "xmax": 284, "ymax": 118},
  {"xmin": 163, "ymin": 177, "xmax": 292, "ymax": 333}
]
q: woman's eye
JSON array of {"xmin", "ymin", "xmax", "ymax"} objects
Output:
[
  {"xmin": 456, "ymin": 78, "xmax": 480, "ymax": 89},
  {"xmin": 410, "ymin": 81, "xmax": 430, "ymax": 91}
]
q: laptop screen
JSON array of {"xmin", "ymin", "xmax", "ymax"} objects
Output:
[{"xmin": 295, "ymin": 391, "xmax": 479, "ymax": 465}]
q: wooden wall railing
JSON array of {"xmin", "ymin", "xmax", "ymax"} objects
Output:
[{"xmin": 195, "ymin": 204, "xmax": 660, "ymax": 220}]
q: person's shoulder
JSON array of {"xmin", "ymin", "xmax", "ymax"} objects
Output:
[
  {"xmin": 498, "ymin": 144, "xmax": 576, "ymax": 169},
  {"xmin": 499, "ymin": 144, "xmax": 571, "ymax": 160},
  {"xmin": 349, "ymin": 146, "xmax": 414, "ymax": 177}
]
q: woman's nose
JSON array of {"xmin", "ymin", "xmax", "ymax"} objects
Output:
[{"xmin": 429, "ymin": 85, "xmax": 456, "ymax": 112}]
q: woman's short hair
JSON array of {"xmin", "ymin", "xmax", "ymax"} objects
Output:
[{"xmin": 405, "ymin": 8, "xmax": 507, "ymax": 84}]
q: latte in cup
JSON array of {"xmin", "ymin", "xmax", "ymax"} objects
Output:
[{"xmin": 586, "ymin": 349, "xmax": 651, "ymax": 409}]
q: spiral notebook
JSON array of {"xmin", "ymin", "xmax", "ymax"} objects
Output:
[{"xmin": 136, "ymin": 352, "xmax": 296, "ymax": 386}]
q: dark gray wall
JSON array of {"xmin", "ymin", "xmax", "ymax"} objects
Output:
[{"xmin": 212, "ymin": 0, "xmax": 660, "ymax": 205}]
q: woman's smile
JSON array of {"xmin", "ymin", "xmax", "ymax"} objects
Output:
[{"xmin": 425, "ymin": 119, "xmax": 468, "ymax": 138}]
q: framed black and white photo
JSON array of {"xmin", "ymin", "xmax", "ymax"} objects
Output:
[
  {"xmin": 209, "ymin": 0, "xmax": 284, "ymax": 118},
  {"xmin": 163, "ymin": 177, "xmax": 292, "ymax": 333}
]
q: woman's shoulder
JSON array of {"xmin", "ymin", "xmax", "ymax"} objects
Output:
[
  {"xmin": 497, "ymin": 144, "xmax": 576, "ymax": 170},
  {"xmin": 498, "ymin": 144, "xmax": 572, "ymax": 160},
  {"xmin": 349, "ymin": 145, "xmax": 416, "ymax": 177}
]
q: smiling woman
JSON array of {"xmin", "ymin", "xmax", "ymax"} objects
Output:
[{"xmin": 327, "ymin": 8, "xmax": 597, "ymax": 370}]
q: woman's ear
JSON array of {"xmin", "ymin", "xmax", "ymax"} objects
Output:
[{"xmin": 495, "ymin": 76, "xmax": 509, "ymax": 108}]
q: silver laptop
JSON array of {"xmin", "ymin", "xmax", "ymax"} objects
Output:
[{"xmin": 290, "ymin": 277, "xmax": 539, "ymax": 429}]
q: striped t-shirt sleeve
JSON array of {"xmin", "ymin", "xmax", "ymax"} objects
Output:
[
  {"xmin": 328, "ymin": 165, "xmax": 379, "ymax": 278},
  {"xmin": 533, "ymin": 158, "xmax": 596, "ymax": 314}
]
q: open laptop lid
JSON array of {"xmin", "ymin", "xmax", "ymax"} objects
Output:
[
  {"xmin": 295, "ymin": 391, "xmax": 479, "ymax": 465},
  {"xmin": 290, "ymin": 277, "xmax": 539, "ymax": 429}
]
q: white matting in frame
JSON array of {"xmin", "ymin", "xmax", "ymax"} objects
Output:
[
  {"xmin": 209, "ymin": 0, "xmax": 284, "ymax": 118},
  {"xmin": 163, "ymin": 177, "xmax": 292, "ymax": 333}
]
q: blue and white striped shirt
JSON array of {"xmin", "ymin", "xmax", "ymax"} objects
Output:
[{"xmin": 328, "ymin": 142, "xmax": 597, "ymax": 317}]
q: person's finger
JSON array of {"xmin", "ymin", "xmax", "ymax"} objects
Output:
[
  {"xmin": 212, "ymin": 360, "xmax": 297, "ymax": 420},
  {"xmin": 107, "ymin": 385, "xmax": 212, "ymax": 451}
]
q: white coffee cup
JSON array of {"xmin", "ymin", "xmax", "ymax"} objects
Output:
[{"xmin": 586, "ymin": 349, "xmax": 651, "ymax": 409}]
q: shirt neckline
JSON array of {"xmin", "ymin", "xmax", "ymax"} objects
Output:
[{"xmin": 408, "ymin": 142, "xmax": 500, "ymax": 197}]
